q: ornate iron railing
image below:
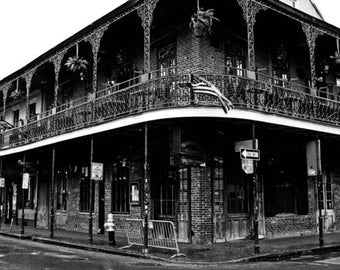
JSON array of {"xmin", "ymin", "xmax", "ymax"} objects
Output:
[{"xmin": 1, "ymin": 68, "xmax": 340, "ymax": 149}]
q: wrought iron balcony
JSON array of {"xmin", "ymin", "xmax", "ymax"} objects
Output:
[{"xmin": 1, "ymin": 67, "xmax": 340, "ymax": 149}]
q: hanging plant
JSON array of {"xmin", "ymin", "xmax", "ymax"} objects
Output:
[
  {"xmin": 330, "ymin": 38, "xmax": 340, "ymax": 66},
  {"xmin": 331, "ymin": 51, "xmax": 340, "ymax": 65},
  {"xmin": 65, "ymin": 55, "xmax": 89, "ymax": 81},
  {"xmin": 189, "ymin": 0, "xmax": 219, "ymax": 37},
  {"xmin": 10, "ymin": 88, "xmax": 23, "ymax": 99},
  {"xmin": 9, "ymin": 79, "xmax": 23, "ymax": 99}
]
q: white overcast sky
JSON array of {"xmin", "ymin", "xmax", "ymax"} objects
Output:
[{"xmin": 0, "ymin": 0, "xmax": 339, "ymax": 80}]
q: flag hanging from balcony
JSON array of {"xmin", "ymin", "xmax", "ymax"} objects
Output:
[{"xmin": 190, "ymin": 74, "xmax": 233, "ymax": 113}]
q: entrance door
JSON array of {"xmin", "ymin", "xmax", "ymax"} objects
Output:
[
  {"xmin": 212, "ymin": 156, "xmax": 226, "ymax": 243},
  {"xmin": 55, "ymin": 171, "xmax": 67, "ymax": 229},
  {"xmin": 5, "ymin": 184, "xmax": 13, "ymax": 223},
  {"xmin": 177, "ymin": 167, "xmax": 191, "ymax": 243},
  {"xmin": 226, "ymin": 168, "xmax": 250, "ymax": 240},
  {"xmin": 37, "ymin": 180, "xmax": 49, "ymax": 228},
  {"xmin": 98, "ymin": 179, "xmax": 105, "ymax": 234},
  {"xmin": 321, "ymin": 166, "xmax": 335, "ymax": 231}
]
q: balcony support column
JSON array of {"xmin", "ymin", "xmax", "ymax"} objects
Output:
[
  {"xmin": 302, "ymin": 24, "xmax": 322, "ymax": 89},
  {"xmin": 137, "ymin": 0, "xmax": 159, "ymax": 73},
  {"xmin": 86, "ymin": 27, "xmax": 108, "ymax": 95},
  {"xmin": 24, "ymin": 70, "xmax": 35, "ymax": 122},
  {"xmin": 51, "ymin": 52, "xmax": 66, "ymax": 108},
  {"xmin": 0, "ymin": 84, "xmax": 10, "ymax": 120},
  {"xmin": 137, "ymin": 0, "xmax": 159, "ymax": 255},
  {"xmin": 237, "ymin": 0, "xmax": 267, "ymax": 71}
]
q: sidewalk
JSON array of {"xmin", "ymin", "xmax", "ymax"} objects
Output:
[{"xmin": 1, "ymin": 222, "xmax": 340, "ymax": 264}]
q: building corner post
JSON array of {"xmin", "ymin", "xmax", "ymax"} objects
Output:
[
  {"xmin": 316, "ymin": 137, "xmax": 324, "ymax": 247},
  {"xmin": 50, "ymin": 146, "xmax": 55, "ymax": 238}
]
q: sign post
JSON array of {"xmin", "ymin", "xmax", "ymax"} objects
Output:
[
  {"xmin": 252, "ymin": 124, "xmax": 260, "ymax": 254},
  {"xmin": 21, "ymin": 154, "xmax": 27, "ymax": 236},
  {"xmin": 0, "ymin": 177, "xmax": 4, "ymax": 229}
]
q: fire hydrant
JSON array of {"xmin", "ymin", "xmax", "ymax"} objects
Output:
[{"xmin": 104, "ymin": 213, "xmax": 116, "ymax": 246}]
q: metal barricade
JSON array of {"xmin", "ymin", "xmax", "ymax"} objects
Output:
[{"xmin": 121, "ymin": 218, "xmax": 185, "ymax": 259}]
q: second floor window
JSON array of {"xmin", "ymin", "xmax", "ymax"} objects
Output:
[
  {"xmin": 225, "ymin": 41, "xmax": 245, "ymax": 77},
  {"xmin": 158, "ymin": 43, "xmax": 176, "ymax": 77},
  {"xmin": 13, "ymin": 109, "xmax": 19, "ymax": 126},
  {"xmin": 273, "ymin": 44, "xmax": 289, "ymax": 87}
]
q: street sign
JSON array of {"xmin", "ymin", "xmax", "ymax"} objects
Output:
[
  {"xmin": 0, "ymin": 178, "xmax": 4, "ymax": 188},
  {"xmin": 235, "ymin": 139, "xmax": 258, "ymax": 152},
  {"xmin": 241, "ymin": 159, "xmax": 254, "ymax": 174},
  {"xmin": 22, "ymin": 173, "xmax": 30, "ymax": 189},
  {"xmin": 240, "ymin": 148, "xmax": 260, "ymax": 160},
  {"xmin": 91, "ymin": 162, "xmax": 104, "ymax": 181}
]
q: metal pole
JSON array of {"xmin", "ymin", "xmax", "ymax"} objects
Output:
[
  {"xmin": 89, "ymin": 136, "xmax": 94, "ymax": 245},
  {"xmin": 50, "ymin": 146, "xmax": 55, "ymax": 238},
  {"xmin": 252, "ymin": 123, "xmax": 260, "ymax": 254},
  {"xmin": 143, "ymin": 123, "xmax": 149, "ymax": 254},
  {"xmin": 21, "ymin": 153, "xmax": 26, "ymax": 235},
  {"xmin": 316, "ymin": 138, "xmax": 324, "ymax": 247},
  {"xmin": 34, "ymin": 162, "xmax": 39, "ymax": 228}
]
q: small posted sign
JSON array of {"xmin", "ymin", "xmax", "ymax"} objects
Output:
[
  {"xmin": 22, "ymin": 173, "xmax": 30, "ymax": 189},
  {"xmin": 0, "ymin": 177, "xmax": 5, "ymax": 188},
  {"xmin": 91, "ymin": 162, "xmax": 104, "ymax": 181}
]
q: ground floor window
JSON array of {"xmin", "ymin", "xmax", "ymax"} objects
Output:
[
  {"xmin": 112, "ymin": 162, "xmax": 130, "ymax": 213},
  {"xmin": 79, "ymin": 166, "xmax": 92, "ymax": 212},
  {"xmin": 155, "ymin": 183, "xmax": 176, "ymax": 217},
  {"xmin": 263, "ymin": 152, "xmax": 308, "ymax": 217}
]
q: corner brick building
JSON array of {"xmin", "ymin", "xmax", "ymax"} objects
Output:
[{"xmin": 1, "ymin": 0, "xmax": 340, "ymax": 245}]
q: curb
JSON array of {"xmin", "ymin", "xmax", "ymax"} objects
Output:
[
  {"xmin": 231, "ymin": 245, "xmax": 340, "ymax": 263},
  {"xmin": 0, "ymin": 231, "xmax": 31, "ymax": 240}
]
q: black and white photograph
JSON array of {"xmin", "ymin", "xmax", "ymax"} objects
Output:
[{"xmin": 1, "ymin": 0, "xmax": 340, "ymax": 269}]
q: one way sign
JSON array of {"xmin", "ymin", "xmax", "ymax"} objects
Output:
[{"xmin": 240, "ymin": 148, "xmax": 260, "ymax": 160}]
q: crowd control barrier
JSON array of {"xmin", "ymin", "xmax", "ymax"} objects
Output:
[{"xmin": 121, "ymin": 218, "xmax": 185, "ymax": 259}]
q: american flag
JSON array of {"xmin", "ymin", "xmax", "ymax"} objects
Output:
[{"xmin": 190, "ymin": 74, "xmax": 233, "ymax": 113}]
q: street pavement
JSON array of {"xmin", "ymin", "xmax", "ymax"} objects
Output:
[
  {"xmin": 2, "ymin": 235, "xmax": 340, "ymax": 269},
  {"xmin": 1, "ymin": 222, "xmax": 340, "ymax": 265}
]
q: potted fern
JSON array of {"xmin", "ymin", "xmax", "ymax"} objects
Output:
[
  {"xmin": 65, "ymin": 55, "xmax": 89, "ymax": 81},
  {"xmin": 189, "ymin": 0, "xmax": 219, "ymax": 37}
]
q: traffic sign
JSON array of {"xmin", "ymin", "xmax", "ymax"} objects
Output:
[
  {"xmin": 241, "ymin": 159, "xmax": 254, "ymax": 174},
  {"xmin": 240, "ymin": 148, "xmax": 260, "ymax": 160}
]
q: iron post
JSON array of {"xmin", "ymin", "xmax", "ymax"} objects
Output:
[
  {"xmin": 143, "ymin": 123, "xmax": 149, "ymax": 254},
  {"xmin": 89, "ymin": 136, "xmax": 94, "ymax": 245},
  {"xmin": 316, "ymin": 138, "xmax": 324, "ymax": 247},
  {"xmin": 50, "ymin": 146, "xmax": 55, "ymax": 238},
  {"xmin": 252, "ymin": 122, "xmax": 260, "ymax": 254},
  {"xmin": 21, "ymin": 153, "xmax": 26, "ymax": 235}
]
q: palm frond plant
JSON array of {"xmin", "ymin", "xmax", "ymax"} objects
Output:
[{"xmin": 65, "ymin": 56, "xmax": 89, "ymax": 80}]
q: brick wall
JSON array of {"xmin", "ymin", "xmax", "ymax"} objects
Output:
[
  {"xmin": 265, "ymin": 214, "xmax": 316, "ymax": 238},
  {"xmin": 191, "ymin": 166, "xmax": 213, "ymax": 244}
]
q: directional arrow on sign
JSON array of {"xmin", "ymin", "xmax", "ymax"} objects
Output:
[{"xmin": 240, "ymin": 148, "xmax": 260, "ymax": 160}]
